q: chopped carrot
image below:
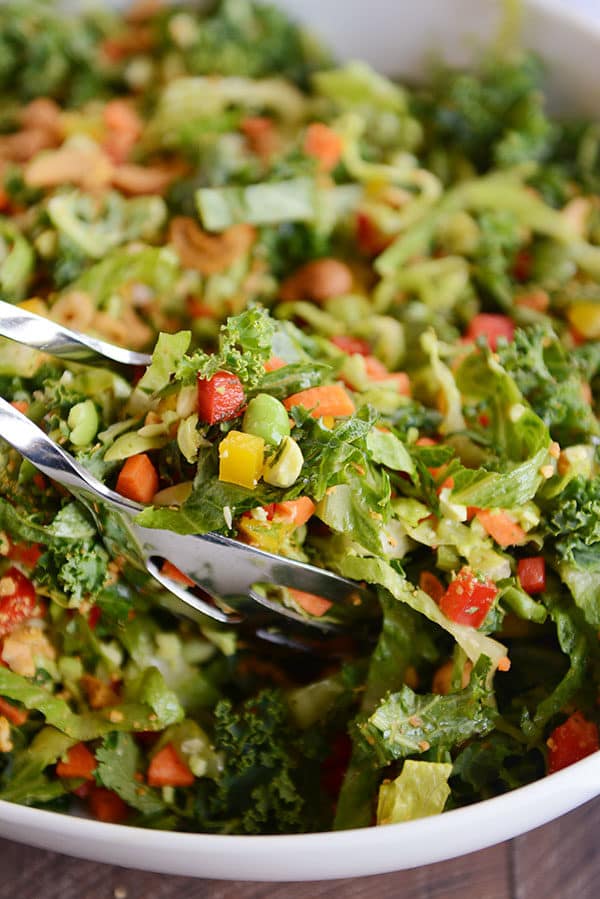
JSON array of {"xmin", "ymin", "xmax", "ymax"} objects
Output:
[
  {"xmin": 383, "ymin": 372, "xmax": 411, "ymax": 396},
  {"xmin": 147, "ymin": 743, "xmax": 195, "ymax": 788},
  {"xmin": 103, "ymin": 100, "xmax": 143, "ymax": 164},
  {"xmin": 115, "ymin": 453, "xmax": 159, "ymax": 504},
  {"xmin": 415, "ymin": 437, "xmax": 438, "ymax": 447},
  {"xmin": 10, "ymin": 400, "xmax": 29, "ymax": 415},
  {"xmin": 0, "ymin": 696, "xmax": 28, "ymax": 726},
  {"xmin": 364, "ymin": 356, "xmax": 389, "ymax": 379},
  {"xmin": 264, "ymin": 356, "xmax": 286, "ymax": 372},
  {"xmin": 475, "ymin": 509, "xmax": 527, "ymax": 547},
  {"xmin": 56, "ymin": 742, "xmax": 97, "ymax": 781},
  {"xmin": 515, "ymin": 289, "xmax": 550, "ymax": 313},
  {"xmin": 160, "ymin": 560, "xmax": 194, "ymax": 587},
  {"xmin": 418, "ymin": 571, "xmax": 445, "ymax": 604},
  {"xmin": 88, "ymin": 786, "xmax": 129, "ymax": 823},
  {"xmin": 273, "ymin": 497, "xmax": 316, "ymax": 527},
  {"xmin": 288, "ymin": 588, "xmax": 333, "ymax": 617},
  {"xmin": 283, "ymin": 384, "xmax": 355, "ymax": 418},
  {"xmin": 303, "ymin": 123, "xmax": 343, "ymax": 172}
]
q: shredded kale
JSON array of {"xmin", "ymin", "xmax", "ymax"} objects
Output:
[
  {"xmin": 176, "ymin": 307, "xmax": 275, "ymax": 389},
  {"xmin": 199, "ymin": 689, "xmax": 314, "ymax": 834}
]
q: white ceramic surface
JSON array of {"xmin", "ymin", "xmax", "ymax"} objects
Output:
[{"xmin": 1, "ymin": 0, "xmax": 600, "ymax": 880}]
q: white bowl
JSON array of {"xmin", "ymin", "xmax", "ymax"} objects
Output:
[{"xmin": 1, "ymin": 0, "xmax": 600, "ymax": 880}]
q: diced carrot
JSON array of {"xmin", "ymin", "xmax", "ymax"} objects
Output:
[
  {"xmin": 88, "ymin": 786, "xmax": 129, "ymax": 823},
  {"xmin": 115, "ymin": 453, "xmax": 159, "ymax": 504},
  {"xmin": 303, "ymin": 123, "xmax": 343, "ymax": 172},
  {"xmin": 102, "ymin": 100, "xmax": 143, "ymax": 164},
  {"xmin": 288, "ymin": 588, "xmax": 333, "ymax": 617},
  {"xmin": 264, "ymin": 356, "xmax": 286, "ymax": 372},
  {"xmin": 160, "ymin": 560, "xmax": 194, "ymax": 587},
  {"xmin": 103, "ymin": 99, "xmax": 142, "ymax": 136},
  {"xmin": 10, "ymin": 400, "xmax": 29, "ymax": 415},
  {"xmin": 186, "ymin": 297, "xmax": 215, "ymax": 319},
  {"xmin": 382, "ymin": 372, "xmax": 411, "ymax": 396},
  {"xmin": 56, "ymin": 742, "xmax": 97, "ymax": 781},
  {"xmin": 330, "ymin": 335, "xmax": 371, "ymax": 356},
  {"xmin": 364, "ymin": 356, "xmax": 389, "ymax": 379},
  {"xmin": 273, "ymin": 497, "xmax": 316, "ymax": 527},
  {"xmin": 418, "ymin": 571, "xmax": 445, "ymax": 604},
  {"xmin": 476, "ymin": 509, "xmax": 527, "ymax": 548},
  {"xmin": 147, "ymin": 743, "xmax": 195, "ymax": 788},
  {"xmin": 0, "ymin": 696, "xmax": 28, "ymax": 726},
  {"xmin": 415, "ymin": 437, "xmax": 437, "ymax": 447},
  {"xmin": 515, "ymin": 289, "xmax": 550, "ymax": 313},
  {"xmin": 283, "ymin": 385, "xmax": 355, "ymax": 418}
]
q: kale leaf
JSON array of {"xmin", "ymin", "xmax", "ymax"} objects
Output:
[{"xmin": 200, "ymin": 689, "xmax": 315, "ymax": 834}]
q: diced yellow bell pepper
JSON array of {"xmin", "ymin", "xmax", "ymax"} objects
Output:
[
  {"xmin": 219, "ymin": 430, "xmax": 264, "ymax": 489},
  {"xmin": 18, "ymin": 298, "xmax": 48, "ymax": 316},
  {"xmin": 567, "ymin": 302, "xmax": 600, "ymax": 340}
]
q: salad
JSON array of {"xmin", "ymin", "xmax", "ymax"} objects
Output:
[{"xmin": 0, "ymin": 0, "xmax": 599, "ymax": 835}]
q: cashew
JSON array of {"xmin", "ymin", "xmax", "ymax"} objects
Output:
[
  {"xmin": 51, "ymin": 290, "xmax": 96, "ymax": 332},
  {"xmin": 169, "ymin": 216, "xmax": 256, "ymax": 275}
]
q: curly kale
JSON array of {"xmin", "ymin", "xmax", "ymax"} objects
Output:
[
  {"xmin": 545, "ymin": 475, "xmax": 600, "ymax": 566},
  {"xmin": 0, "ymin": 1, "xmax": 118, "ymax": 105},
  {"xmin": 496, "ymin": 325, "xmax": 599, "ymax": 445},
  {"xmin": 418, "ymin": 54, "xmax": 556, "ymax": 172},
  {"xmin": 159, "ymin": 0, "xmax": 330, "ymax": 88},
  {"xmin": 471, "ymin": 209, "xmax": 521, "ymax": 308},
  {"xmin": 176, "ymin": 306, "xmax": 275, "ymax": 388},
  {"xmin": 198, "ymin": 689, "xmax": 316, "ymax": 834}
]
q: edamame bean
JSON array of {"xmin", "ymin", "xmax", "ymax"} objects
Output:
[
  {"xmin": 68, "ymin": 399, "xmax": 99, "ymax": 446},
  {"xmin": 242, "ymin": 393, "xmax": 290, "ymax": 445}
]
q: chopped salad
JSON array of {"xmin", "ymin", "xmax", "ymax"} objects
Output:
[{"xmin": 0, "ymin": 0, "xmax": 599, "ymax": 834}]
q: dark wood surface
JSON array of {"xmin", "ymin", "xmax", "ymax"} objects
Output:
[{"xmin": 0, "ymin": 796, "xmax": 597, "ymax": 899}]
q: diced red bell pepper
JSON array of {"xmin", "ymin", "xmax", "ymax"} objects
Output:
[
  {"xmin": 0, "ymin": 567, "xmax": 39, "ymax": 638},
  {"xmin": 197, "ymin": 370, "xmax": 245, "ymax": 425},
  {"xmin": 330, "ymin": 335, "xmax": 371, "ymax": 356},
  {"xmin": 419, "ymin": 571, "xmax": 445, "ymax": 604},
  {"xmin": 465, "ymin": 314, "xmax": 515, "ymax": 351},
  {"xmin": 513, "ymin": 249, "xmax": 532, "ymax": 282},
  {"xmin": 321, "ymin": 732, "xmax": 352, "ymax": 797},
  {"xmin": 56, "ymin": 742, "xmax": 98, "ymax": 781},
  {"xmin": 7, "ymin": 539, "xmax": 43, "ymax": 569},
  {"xmin": 355, "ymin": 212, "xmax": 390, "ymax": 256},
  {"xmin": 87, "ymin": 605, "xmax": 102, "ymax": 630},
  {"xmin": 547, "ymin": 712, "xmax": 599, "ymax": 774},
  {"xmin": 517, "ymin": 557, "xmax": 546, "ymax": 595},
  {"xmin": 88, "ymin": 786, "xmax": 130, "ymax": 823},
  {"xmin": 439, "ymin": 566, "xmax": 498, "ymax": 628}
]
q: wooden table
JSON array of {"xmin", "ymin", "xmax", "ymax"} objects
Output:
[{"xmin": 0, "ymin": 796, "xmax": 597, "ymax": 899}]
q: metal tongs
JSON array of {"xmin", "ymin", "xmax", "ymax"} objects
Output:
[{"xmin": 0, "ymin": 301, "xmax": 373, "ymax": 645}]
